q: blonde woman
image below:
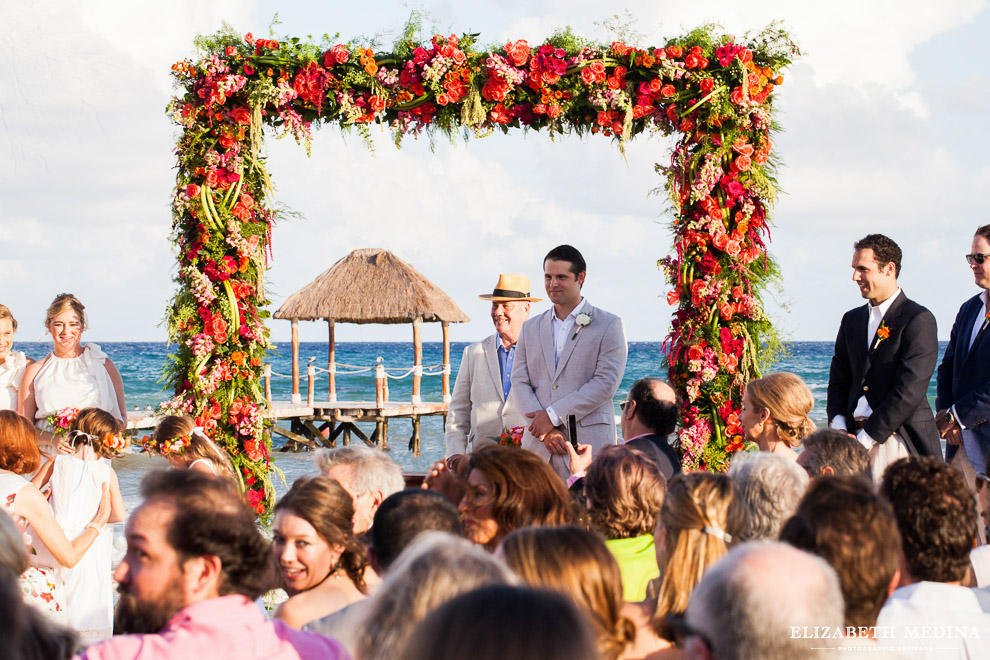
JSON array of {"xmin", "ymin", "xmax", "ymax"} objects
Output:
[
  {"xmin": 0, "ymin": 305, "xmax": 33, "ymax": 411},
  {"xmin": 625, "ymin": 473, "xmax": 747, "ymax": 658},
  {"xmin": 739, "ymin": 372, "xmax": 816, "ymax": 460},
  {"xmin": 148, "ymin": 415, "xmax": 237, "ymax": 483},
  {"xmin": 500, "ymin": 526, "xmax": 636, "ymax": 660},
  {"xmin": 18, "ymin": 295, "xmax": 126, "ymax": 454}
]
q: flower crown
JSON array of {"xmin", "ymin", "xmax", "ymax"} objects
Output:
[
  {"xmin": 142, "ymin": 426, "xmax": 211, "ymax": 458},
  {"xmin": 65, "ymin": 429, "xmax": 127, "ymax": 456}
]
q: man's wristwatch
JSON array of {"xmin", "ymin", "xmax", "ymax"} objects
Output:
[{"xmin": 944, "ymin": 409, "xmax": 957, "ymax": 428}]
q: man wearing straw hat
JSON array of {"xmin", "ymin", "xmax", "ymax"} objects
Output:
[{"xmin": 444, "ymin": 274, "xmax": 540, "ymax": 462}]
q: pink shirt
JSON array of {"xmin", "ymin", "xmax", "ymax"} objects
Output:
[{"xmin": 75, "ymin": 595, "xmax": 349, "ymax": 660}]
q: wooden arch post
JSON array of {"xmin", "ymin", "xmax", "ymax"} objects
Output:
[{"xmin": 411, "ymin": 316, "xmax": 423, "ymax": 405}]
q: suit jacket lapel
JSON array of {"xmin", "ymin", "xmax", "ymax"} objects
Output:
[
  {"xmin": 540, "ymin": 311, "xmax": 557, "ymax": 381},
  {"xmin": 963, "ymin": 296, "xmax": 988, "ymax": 364},
  {"xmin": 484, "ymin": 335, "xmax": 505, "ymax": 402}
]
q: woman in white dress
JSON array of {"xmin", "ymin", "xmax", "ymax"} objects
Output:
[
  {"xmin": 17, "ymin": 294, "xmax": 126, "ymax": 453},
  {"xmin": 0, "ymin": 304, "xmax": 33, "ymax": 411},
  {"xmin": 0, "ymin": 410, "xmax": 111, "ymax": 622}
]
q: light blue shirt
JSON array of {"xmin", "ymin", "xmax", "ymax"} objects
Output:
[{"xmin": 497, "ymin": 342, "xmax": 515, "ymax": 401}]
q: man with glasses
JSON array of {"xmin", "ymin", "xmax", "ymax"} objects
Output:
[
  {"xmin": 445, "ymin": 274, "xmax": 539, "ymax": 464},
  {"xmin": 936, "ymin": 225, "xmax": 990, "ymax": 482},
  {"xmin": 826, "ymin": 234, "xmax": 941, "ymax": 483}
]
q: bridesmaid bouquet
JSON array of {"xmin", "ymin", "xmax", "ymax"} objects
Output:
[{"xmin": 45, "ymin": 407, "xmax": 79, "ymax": 438}]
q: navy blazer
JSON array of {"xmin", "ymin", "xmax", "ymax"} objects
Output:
[
  {"xmin": 936, "ymin": 293, "xmax": 990, "ymax": 462},
  {"xmin": 826, "ymin": 292, "xmax": 940, "ymax": 458}
]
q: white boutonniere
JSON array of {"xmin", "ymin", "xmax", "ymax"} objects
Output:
[{"xmin": 571, "ymin": 313, "xmax": 592, "ymax": 340}]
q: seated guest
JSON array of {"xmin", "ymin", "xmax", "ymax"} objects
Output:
[
  {"xmin": 796, "ymin": 428, "xmax": 871, "ymax": 481},
  {"xmin": 367, "ymin": 489, "xmax": 463, "ymax": 575},
  {"xmin": 631, "ymin": 473, "xmax": 746, "ymax": 659},
  {"xmin": 728, "ymin": 451, "xmax": 808, "ymax": 540},
  {"xmin": 740, "ymin": 372, "xmax": 816, "ymax": 460},
  {"xmin": 617, "ymin": 378, "xmax": 681, "ymax": 479},
  {"xmin": 682, "ymin": 542, "xmax": 845, "ymax": 659},
  {"xmin": 399, "ymin": 585, "xmax": 599, "ymax": 660},
  {"xmin": 458, "ymin": 444, "xmax": 574, "ymax": 551},
  {"xmin": 583, "ymin": 445, "xmax": 666, "ymax": 601},
  {"xmin": 315, "ymin": 445, "xmax": 405, "ymax": 535},
  {"xmin": 305, "ymin": 488, "xmax": 464, "ymax": 638},
  {"xmin": 354, "ymin": 532, "xmax": 514, "ymax": 660},
  {"xmin": 877, "ymin": 456, "xmax": 990, "ymax": 657},
  {"xmin": 80, "ymin": 470, "xmax": 345, "ymax": 659},
  {"xmin": 272, "ymin": 476, "xmax": 369, "ymax": 629},
  {"xmin": 501, "ymin": 526, "xmax": 636, "ymax": 660},
  {"xmin": 779, "ymin": 476, "xmax": 902, "ymax": 650}
]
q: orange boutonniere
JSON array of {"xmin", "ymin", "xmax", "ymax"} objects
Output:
[{"xmin": 872, "ymin": 321, "xmax": 891, "ymax": 352}]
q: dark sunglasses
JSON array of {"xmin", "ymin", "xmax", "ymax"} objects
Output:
[
  {"xmin": 619, "ymin": 400, "xmax": 631, "ymax": 412},
  {"xmin": 966, "ymin": 253, "xmax": 990, "ymax": 265}
]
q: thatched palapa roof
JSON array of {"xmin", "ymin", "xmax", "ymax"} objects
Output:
[{"xmin": 274, "ymin": 248, "xmax": 470, "ymax": 324}]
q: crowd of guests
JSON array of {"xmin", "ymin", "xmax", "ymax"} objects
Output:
[
  {"xmin": 1, "ymin": 389, "xmax": 989, "ymax": 659},
  {"xmin": 3, "ymin": 225, "xmax": 990, "ymax": 659}
]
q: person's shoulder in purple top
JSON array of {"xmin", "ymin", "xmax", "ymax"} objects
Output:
[{"xmin": 76, "ymin": 595, "xmax": 348, "ymax": 660}]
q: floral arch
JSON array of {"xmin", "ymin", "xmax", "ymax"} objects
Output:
[{"xmin": 163, "ymin": 21, "xmax": 798, "ymax": 513}]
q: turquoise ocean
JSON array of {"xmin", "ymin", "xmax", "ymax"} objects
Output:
[{"xmin": 15, "ymin": 340, "xmax": 949, "ymax": 514}]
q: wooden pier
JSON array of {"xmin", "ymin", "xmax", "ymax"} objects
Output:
[{"xmin": 125, "ymin": 399, "xmax": 447, "ymax": 457}]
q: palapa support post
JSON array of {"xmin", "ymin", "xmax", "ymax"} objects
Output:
[
  {"xmin": 410, "ymin": 415, "xmax": 421, "ymax": 457},
  {"xmin": 327, "ymin": 320, "xmax": 336, "ymax": 403},
  {"xmin": 412, "ymin": 317, "xmax": 423, "ymax": 405},
  {"xmin": 375, "ymin": 358, "xmax": 385, "ymax": 408},
  {"xmin": 263, "ymin": 363, "xmax": 272, "ymax": 404},
  {"xmin": 442, "ymin": 321, "xmax": 451, "ymax": 404},
  {"xmin": 290, "ymin": 319, "xmax": 301, "ymax": 404},
  {"xmin": 306, "ymin": 362, "xmax": 315, "ymax": 407}
]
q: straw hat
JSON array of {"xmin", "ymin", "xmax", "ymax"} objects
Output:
[{"xmin": 478, "ymin": 274, "xmax": 542, "ymax": 302}]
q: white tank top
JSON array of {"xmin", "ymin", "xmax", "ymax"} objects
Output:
[{"xmin": 32, "ymin": 344, "xmax": 122, "ymax": 424}]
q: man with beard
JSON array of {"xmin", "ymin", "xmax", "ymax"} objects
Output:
[{"xmin": 76, "ymin": 470, "xmax": 346, "ymax": 659}]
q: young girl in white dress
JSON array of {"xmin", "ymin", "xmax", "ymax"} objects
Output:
[
  {"xmin": 149, "ymin": 415, "xmax": 238, "ymax": 484},
  {"xmin": 32, "ymin": 407, "xmax": 127, "ymax": 640}
]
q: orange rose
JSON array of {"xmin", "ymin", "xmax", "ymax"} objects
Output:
[
  {"xmin": 505, "ymin": 40, "xmax": 530, "ymax": 67},
  {"xmin": 231, "ymin": 107, "xmax": 251, "ymax": 125},
  {"xmin": 734, "ymin": 155, "xmax": 752, "ymax": 172},
  {"xmin": 660, "ymin": 84, "xmax": 676, "ymax": 98},
  {"xmin": 666, "ymin": 290, "xmax": 680, "ymax": 305},
  {"xmin": 712, "ymin": 233, "xmax": 729, "ymax": 250}
]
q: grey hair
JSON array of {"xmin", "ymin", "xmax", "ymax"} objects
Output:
[
  {"xmin": 686, "ymin": 541, "xmax": 844, "ymax": 660},
  {"xmin": 728, "ymin": 452, "xmax": 809, "ymax": 541},
  {"xmin": 314, "ymin": 445, "xmax": 405, "ymax": 498},
  {"xmin": 354, "ymin": 531, "xmax": 516, "ymax": 660}
]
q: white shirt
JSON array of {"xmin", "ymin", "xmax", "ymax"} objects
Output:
[
  {"xmin": 876, "ymin": 581, "xmax": 990, "ymax": 659},
  {"xmin": 832, "ymin": 289, "xmax": 901, "ymax": 447},
  {"xmin": 546, "ymin": 298, "xmax": 588, "ymax": 426}
]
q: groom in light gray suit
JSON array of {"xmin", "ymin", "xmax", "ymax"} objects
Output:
[
  {"xmin": 444, "ymin": 274, "xmax": 540, "ymax": 460},
  {"xmin": 511, "ymin": 245, "xmax": 628, "ymax": 479}
]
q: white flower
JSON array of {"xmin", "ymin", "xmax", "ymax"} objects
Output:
[{"xmin": 571, "ymin": 313, "xmax": 593, "ymax": 341}]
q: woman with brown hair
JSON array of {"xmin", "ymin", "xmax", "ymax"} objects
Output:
[
  {"xmin": 18, "ymin": 294, "xmax": 126, "ymax": 454},
  {"xmin": 739, "ymin": 372, "xmax": 816, "ymax": 460},
  {"xmin": 458, "ymin": 443, "xmax": 574, "ymax": 551},
  {"xmin": 584, "ymin": 445, "xmax": 667, "ymax": 602},
  {"xmin": 272, "ymin": 476, "xmax": 369, "ymax": 628},
  {"xmin": 501, "ymin": 525, "xmax": 636, "ymax": 660},
  {"xmin": 625, "ymin": 472, "xmax": 746, "ymax": 658},
  {"xmin": 0, "ymin": 410, "xmax": 110, "ymax": 621}
]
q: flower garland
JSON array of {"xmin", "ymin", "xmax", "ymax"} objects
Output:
[{"xmin": 166, "ymin": 20, "xmax": 798, "ymax": 506}]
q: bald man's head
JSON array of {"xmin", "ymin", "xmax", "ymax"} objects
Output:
[{"xmin": 622, "ymin": 378, "xmax": 679, "ymax": 438}]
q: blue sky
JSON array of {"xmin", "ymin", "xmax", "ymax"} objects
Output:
[{"xmin": 2, "ymin": 0, "xmax": 988, "ymax": 345}]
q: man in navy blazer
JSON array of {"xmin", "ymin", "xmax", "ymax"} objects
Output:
[
  {"xmin": 936, "ymin": 225, "xmax": 990, "ymax": 476},
  {"xmin": 826, "ymin": 234, "xmax": 940, "ymax": 483}
]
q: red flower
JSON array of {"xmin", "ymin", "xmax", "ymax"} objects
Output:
[
  {"xmin": 186, "ymin": 183, "xmax": 200, "ymax": 198},
  {"xmin": 505, "ymin": 39, "xmax": 530, "ymax": 66},
  {"xmin": 660, "ymin": 84, "xmax": 676, "ymax": 98},
  {"xmin": 699, "ymin": 78, "xmax": 714, "ymax": 93},
  {"xmin": 231, "ymin": 107, "xmax": 251, "ymax": 125},
  {"xmin": 205, "ymin": 170, "xmax": 220, "ymax": 188}
]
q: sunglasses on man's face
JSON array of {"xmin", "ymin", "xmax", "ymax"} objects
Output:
[{"xmin": 966, "ymin": 253, "xmax": 990, "ymax": 265}]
